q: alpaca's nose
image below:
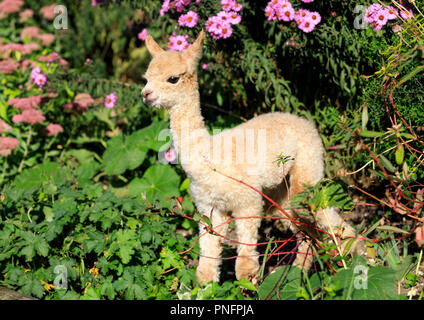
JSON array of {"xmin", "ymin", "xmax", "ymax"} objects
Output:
[{"xmin": 142, "ymin": 88, "xmax": 155, "ymax": 101}]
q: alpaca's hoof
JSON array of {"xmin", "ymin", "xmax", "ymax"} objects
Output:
[
  {"xmin": 235, "ymin": 257, "xmax": 259, "ymax": 281},
  {"xmin": 196, "ymin": 265, "xmax": 219, "ymax": 284}
]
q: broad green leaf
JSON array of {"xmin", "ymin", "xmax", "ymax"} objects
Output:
[
  {"xmin": 330, "ymin": 255, "xmax": 402, "ymax": 300},
  {"xmin": 129, "ymin": 164, "xmax": 180, "ymax": 205},
  {"xmin": 258, "ymin": 266, "xmax": 302, "ymax": 300},
  {"xmin": 102, "ymin": 135, "xmax": 147, "ymax": 175},
  {"xmin": 136, "ymin": 120, "xmax": 170, "ymax": 152}
]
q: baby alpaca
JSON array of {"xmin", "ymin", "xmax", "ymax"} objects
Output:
[{"xmin": 142, "ymin": 31, "xmax": 357, "ymax": 284}]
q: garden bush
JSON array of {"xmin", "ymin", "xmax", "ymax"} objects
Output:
[{"xmin": 0, "ymin": 0, "xmax": 423, "ymax": 300}]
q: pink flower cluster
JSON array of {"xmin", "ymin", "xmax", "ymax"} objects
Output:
[
  {"xmin": 0, "ymin": 136, "xmax": 19, "ymax": 157},
  {"xmin": 20, "ymin": 26, "xmax": 55, "ymax": 46},
  {"xmin": 168, "ymin": 33, "xmax": 191, "ymax": 52},
  {"xmin": 160, "ymin": 0, "xmax": 201, "ymax": 16},
  {"xmin": 178, "ymin": 10, "xmax": 199, "ymax": 28},
  {"xmin": 0, "ymin": 60, "xmax": 18, "ymax": 74},
  {"xmin": 265, "ymin": 0, "xmax": 321, "ymax": 33},
  {"xmin": 295, "ymin": 9, "xmax": 321, "ymax": 33},
  {"xmin": 45, "ymin": 123, "xmax": 63, "ymax": 136},
  {"xmin": 12, "ymin": 108, "xmax": 46, "ymax": 125},
  {"xmin": 205, "ymin": 1, "xmax": 243, "ymax": 40},
  {"xmin": 365, "ymin": 3, "xmax": 413, "ymax": 31},
  {"xmin": 0, "ymin": 0, "xmax": 23, "ymax": 18},
  {"xmin": 63, "ymin": 93, "xmax": 95, "ymax": 112},
  {"xmin": 8, "ymin": 96, "xmax": 43, "ymax": 110}
]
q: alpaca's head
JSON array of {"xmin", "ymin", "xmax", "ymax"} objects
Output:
[{"xmin": 142, "ymin": 31, "xmax": 205, "ymax": 109}]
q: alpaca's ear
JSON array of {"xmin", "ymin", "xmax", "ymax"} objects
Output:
[
  {"xmin": 145, "ymin": 34, "xmax": 164, "ymax": 57},
  {"xmin": 183, "ymin": 30, "xmax": 206, "ymax": 73}
]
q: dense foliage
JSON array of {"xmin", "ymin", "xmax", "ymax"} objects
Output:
[{"xmin": 0, "ymin": 0, "xmax": 423, "ymax": 300}]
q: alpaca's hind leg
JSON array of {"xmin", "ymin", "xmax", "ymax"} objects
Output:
[
  {"xmin": 196, "ymin": 206, "xmax": 229, "ymax": 284},
  {"xmin": 233, "ymin": 202, "xmax": 262, "ymax": 281}
]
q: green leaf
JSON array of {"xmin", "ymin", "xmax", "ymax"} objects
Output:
[
  {"xmin": 379, "ymin": 154, "xmax": 396, "ymax": 173},
  {"xmin": 136, "ymin": 120, "xmax": 170, "ymax": 152},
  {"xmin": 102, "ymin": 135, "xmax": 147, "ymax": 175},
  {"xmin": 235, "ymin": 278, "xmax": 257, "ymax": 292},
  {"xmin": 330, "ymin": 255, "xmax": 402, "ymax": 300},
  {"xmin": 359, "ymin": 130, "xmax": 385, "ymax": 138},
  {"xmin": 258, "ymin": 266, "xmax": 302, "ymax": 300},
  {"xmin": 179, "ymin": 178, "xmax": 190, "ymax": 191},
  {"xmin": 80, "ymin": 287, "xmax": 102, "ymax": 300},
  {"xmin": 129, "ymin": 164, "xmax": 180, "ymax": 205},
  {"xmin": 160, "ymin": 247, "xmax": 183, "ymax": 269},
  {"xmin": 395, "ymin": 144, "xmax": 404, "ymax": 165}
]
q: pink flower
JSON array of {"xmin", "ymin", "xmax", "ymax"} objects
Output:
[
  {"xmin": 0, "ymin": 137, "xmax": 19, "ymax": 157},
  {"xmin": 217, "ymin": 10, "xmax": 231, "ymax": 24},
  {"xmin": 185, "ymin": 11, "xmax": 199, "ymax": 28},
  {"xmin": 375, "ymin": 9, "xmax": 389, "ymax": 26},
  {"xmin": 309, "ymin": 11, "xmax": 321, "ymax": 25},
  {"xmin": 228, "ymin": 11, "xmax": 242, "ymax": 24},
  {"xmin": 265, "ymin": 5, "xmax": 275, "ymax": 21},
  {"xmin": 104, "ymin": 92, "xmax": 117, "ymax": 108},
  {"xmin": 165, "ymin": 148, "xmax": 176, "ymax": 163},
  {"xmin": 45, "ymin": 123, "xmax": 63, "ymax": 136},
  {"xmin": 220, "ymin": 24, "xmax": 233, "ymax": 39},
  {"xmin": 232, "ymin": 2, "xmax": 242, "ymax": 12},
  {"xmin": 202, "ymin": 63, "xmax": 208, "ymax": 70},
  {"xmin": 221, "ymin": 0, "xmax": 235, "ymax": 12},
  {"xmin": 400, "ymin": 9, "xmax": 414, "ymax": 20},
  {"xmin": 365, "ymin": 3, "xmax": 382, "ymax": 23},
  {"xmin": 178, "ymin": 14, "xmax": 187, "ymax": 26},
  {"xmin": 160, "ymin": 0, "xmax": 170, "ymax": 16},
  {"xmin": 34, "ymin": 73, "xmax": 47, "ymax": 87},
  {"xmin": 138, "ymin": 28, "xmax": 148, "ymax": 41},
  {"xmin": 12, "ymin": 108, "xmax": 45, "ymax": 125},
  {"xmin": 281, "ymin": 5, "xmax": 295, "ymax": 22},
  {"xmin": 385, "ymin": 6, "xmax": 398, "ymax": 20}
]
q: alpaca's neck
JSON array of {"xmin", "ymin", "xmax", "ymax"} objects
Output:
[{"xmin": 168, "ymin": 90, "xmax": 209, "ymax": 163}]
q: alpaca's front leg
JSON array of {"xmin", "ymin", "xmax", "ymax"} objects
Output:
[
  {"xmin": 196, "ymin": 206, "xmax": 229, "ymax": 284},
  {"xmin": 233, "ymin": 206, "xmax": 262, "ymax": 281}
]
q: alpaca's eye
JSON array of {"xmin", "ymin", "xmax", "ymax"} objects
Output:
[{"xmin": 167, "ymin": 76, "xmax": 179, "ymax": 84}]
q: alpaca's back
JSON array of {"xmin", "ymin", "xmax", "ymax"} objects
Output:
[{"xmin": 208, "ymin": 112, "xmax": 324, "ymax": 191}]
